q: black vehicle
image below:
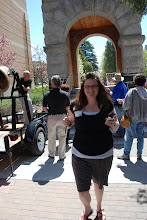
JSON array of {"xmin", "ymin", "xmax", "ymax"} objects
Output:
[{"xmin": 0, "ymin": 66, "xmax": 48, "ymax": 176}]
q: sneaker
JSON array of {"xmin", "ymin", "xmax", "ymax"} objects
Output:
[
  {"xmin": 48, "ymin": 154, "xmax": 55, "ymax": 159},
  {"xmin": 137, "ymin": 154, "xmax": 142, "ymax": 160},
  {"xmin": 59, "ymin": 155, "xmax": 66, "ymax": 161},
  {"xmin": 117, "ymin": 154, "xmax": 130, "ymax": 160},
  {"xmin": 94, "ymin": 209, "xmax": 106, "ymax": 220}
]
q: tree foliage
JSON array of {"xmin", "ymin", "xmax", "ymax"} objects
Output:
[
  {"xmin": 0, "ymin": 35, "xmax": 17, "ymax": 68},
  {"xmin": 101, "ymin": 41, "xmax": 116, "ymax": 79},
  {"xmin": 32, "ymin": 45, "xmax": 47, "ymax": 63},
  {"xmin": 80, "ymin": 40, "xmax": 98, "ymax": 70},
  {"xmin": 122, "ymin": 0, "xmax": 147, "ymax": 15},
  {"xmin": 83, "ymin": 61, "xmax": 93, "ymax": 73},
  {"xmin": 78, "ymin": 53, "xmax": 84, "ymax": 78},
  {"xmin": 32, "ymin": 45, "xmax": 48, "ymax": 94}
]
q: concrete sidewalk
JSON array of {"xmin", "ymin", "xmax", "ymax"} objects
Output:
[{"xmin": 0, "ymin": 128, "xmax": 147, "ymax": 219}]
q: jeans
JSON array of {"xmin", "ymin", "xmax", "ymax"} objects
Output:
[
  {"xmin": 114, "ymin": 105, "xmax": 125, "ymax": 135},
  {"xmin": 124, "ymin": 121, "xmax": 145, "ymax": 156}
]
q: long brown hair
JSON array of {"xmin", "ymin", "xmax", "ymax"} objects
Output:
[{"xmin": 74, "ymin": 72, "xmax": 112, "ymax": 111}]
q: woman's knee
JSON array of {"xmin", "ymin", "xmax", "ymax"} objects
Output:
[{"xmin": 79, "ymin": 190, "xmax": 90, "ymax": 198}]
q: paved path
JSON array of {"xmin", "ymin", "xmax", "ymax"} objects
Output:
[{"xmin": 0, "ymin": 127, "xmax": 147, "ymax": 219}]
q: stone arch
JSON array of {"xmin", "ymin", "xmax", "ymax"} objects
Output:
[
  {"xmin": 42, "ymin": 0, "xmax": 145, "ymax": 87},
  {"xmin": 66, "ymin": 15, "xmax": 122, "ymax": 87}
]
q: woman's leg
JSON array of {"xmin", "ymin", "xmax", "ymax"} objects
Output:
[
  {"xmin": 72, "ymin": 155, "xmax": 92, "ymax": 218},
  {"xmin": 78, "ymin": 191, "xmax": 92, "ymax": 216},
  {"xmin": 94, "ymin": 183, "xmax": 104, "ymax": 211}
]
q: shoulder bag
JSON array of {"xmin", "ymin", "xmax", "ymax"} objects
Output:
[{"xmin": 120, "ymin": 89, "xmax": 133, "ymax": 129}]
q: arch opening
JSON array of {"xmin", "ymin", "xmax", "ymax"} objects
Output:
[
  {"xmin": 66, "ymin": 15, "xmax": 122, "ymax": 88},
  {"xmin": 77, "ymin": 35, "xmax": 118, "ymax": 83}
]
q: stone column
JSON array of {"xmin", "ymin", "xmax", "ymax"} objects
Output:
[
  {"xmin": 44, "ymin": 43, "xmax": 68, "ymax": 80},
  {"xmin": 118, "ymin": 34, "xmax": 145, "ymax": 87}
]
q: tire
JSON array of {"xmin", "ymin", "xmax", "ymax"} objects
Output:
[{"xmin": 30, "ymin": 127, "xmax": 45, "ymax": 155}]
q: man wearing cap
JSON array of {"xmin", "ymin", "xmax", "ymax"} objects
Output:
[
  {"xmin": 43, "ymin": 75, "xmax": 70, "ymax": 160},
  {"xmin": 110, "ymin": 73, "xmax": 127, "ymax": 137}
]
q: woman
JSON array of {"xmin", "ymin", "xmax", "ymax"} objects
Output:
[{"xmin": 63, "ymin": 72, "xmax": 119, "ymax": 220}]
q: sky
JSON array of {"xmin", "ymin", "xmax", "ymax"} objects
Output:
[{"xmin": 26, "ymin": 0, "xmax": 147, "ymax": 66}]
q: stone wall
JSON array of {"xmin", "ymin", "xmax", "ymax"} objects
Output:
[
  {"xmin": 0, "ymin": 0, "xmax": 32, "ymax": 74},
  {"xmin": 42, "ymin": 0, "xmax": 144, "ymax": 87}
]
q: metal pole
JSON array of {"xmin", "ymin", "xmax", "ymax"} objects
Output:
[
  {"xmin": 12, "ymin": 97, "xmax": 16, "ymax": 130},
  {"xmin": 4, "ymin": 135, "xmax": 13, "ymax": 176}
]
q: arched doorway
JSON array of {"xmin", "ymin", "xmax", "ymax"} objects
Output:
[
  {"xmin": 67, "ymin": 15, "xmax": 122, "ymax": 87},
  {"xmin": 42, "ymin": 0, "xmax": 145, "ymax": 88}
]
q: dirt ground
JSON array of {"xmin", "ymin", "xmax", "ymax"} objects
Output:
[{"xmin": 32, "ymin": 102, "xmax": 43, "ymax": 113}]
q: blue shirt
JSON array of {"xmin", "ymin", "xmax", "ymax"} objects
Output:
[{"xmin": 111, "ymin": 81, "xmax": 127, "ymax": 104}]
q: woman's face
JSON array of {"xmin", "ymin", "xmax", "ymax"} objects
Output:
[{"xmin": 84, "ymin": 79, "xmax": 99, "ymax": 98}]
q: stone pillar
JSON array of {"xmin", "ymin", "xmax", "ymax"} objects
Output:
[
  {"xmin": 118, "ymin": 34, "xmax": 145, "ymax": 87},
  {"xmin": 44, "ymin": 43, "xmax": 68, "ymax": 80}
]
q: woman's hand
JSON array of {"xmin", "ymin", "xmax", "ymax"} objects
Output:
[
  {"xmin": 63, "ymin": 110, "xmax": 74, "ymax": 128},
  {"xmin": 105, "ymin": 110, "xmax": 119, "ymax": 130},
  {"xmin": 63, "ymin": 116, "xmax": 72, "ymax": 128},
  {"xmin": 105, "ymin": 117, "xmax": 116, "ymax": 127}
]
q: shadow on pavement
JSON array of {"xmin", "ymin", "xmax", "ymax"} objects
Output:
[
  {"xmin": 117, "ymin": 159, "xmax": 147, "ymax": 184},
  {"xmin": 0, "ymin": 154, "xmax": 41, "ymax": 179},
  {"xmin": 32, "ymin": 158, "xmax": 64, "ymax": 185}
]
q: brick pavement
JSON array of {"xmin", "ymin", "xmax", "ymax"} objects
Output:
[{"xmin": 0, "ymin": 127, "xmax": 147, "ymax": 220}]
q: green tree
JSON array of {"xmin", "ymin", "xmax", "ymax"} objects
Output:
[
  {"xmin": 78, "ymin": 53, "xmax": 84, "ymax": 78},
  {"xmin": 122, "ymin": 0, "xmax": 147, "ymax": 15},
  {"xmin": 32, "ymin": 45, "xmax": 48, "ymax": 95},
  {"xmin": 78, "ymin": 48, "xmax": 94, "ymax": 76},
  {"xmin": 143, "ymin": 48, "xmax": 147, "ymax": 77},
  {"xmin": 101, "ymin": 41, "xmax": 116, "ymax": 79},
  {"xmin": 80, "ymin": 40, "xmax": 98, "ymax": 70},
  {"xmin": 83, "ymin": 61, "xmax": 93, "ymax": 73}
]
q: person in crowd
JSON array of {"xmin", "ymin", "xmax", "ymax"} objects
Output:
[
  {"xmin": 17, "ymin": 70, "xmax": 33, "ymax": 124},
  {"xmin": 63, "ymin": 72, "xmax": 119, "ymax": 220},
  {"xmin": 61, "ymin": 83, "xmax": 70, "ymax": 93},
  {"xmin": 118, "ymin": 74, "xmax": 147, "ymax": 160},
  {"xmin": 109, "ymin": 73, "xmax": 127, "ymax": 137},
  {"xmin": 43, "ymin": 75, "xmax": 70, "ymax": 160},
  {"xmin": 94, "ymin": 68, "xmax": 101, "ymax": 78},
  {"xmin": 61, "ymin": 83, "xmax": 71, "ymax": 144}
]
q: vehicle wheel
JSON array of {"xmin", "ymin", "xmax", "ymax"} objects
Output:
[{"xmin": 30, "ymin": 127, "xmax": 45, "ymax": 155}]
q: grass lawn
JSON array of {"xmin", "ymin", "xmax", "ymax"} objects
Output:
[{"xmin": 0, "ymin": 85, "xmax": 49, "ymax": 115}]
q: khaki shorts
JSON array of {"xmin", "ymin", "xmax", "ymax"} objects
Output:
[{"xmin": 72, "ymin": 154, "xmax": 113, "ymax": 192}]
